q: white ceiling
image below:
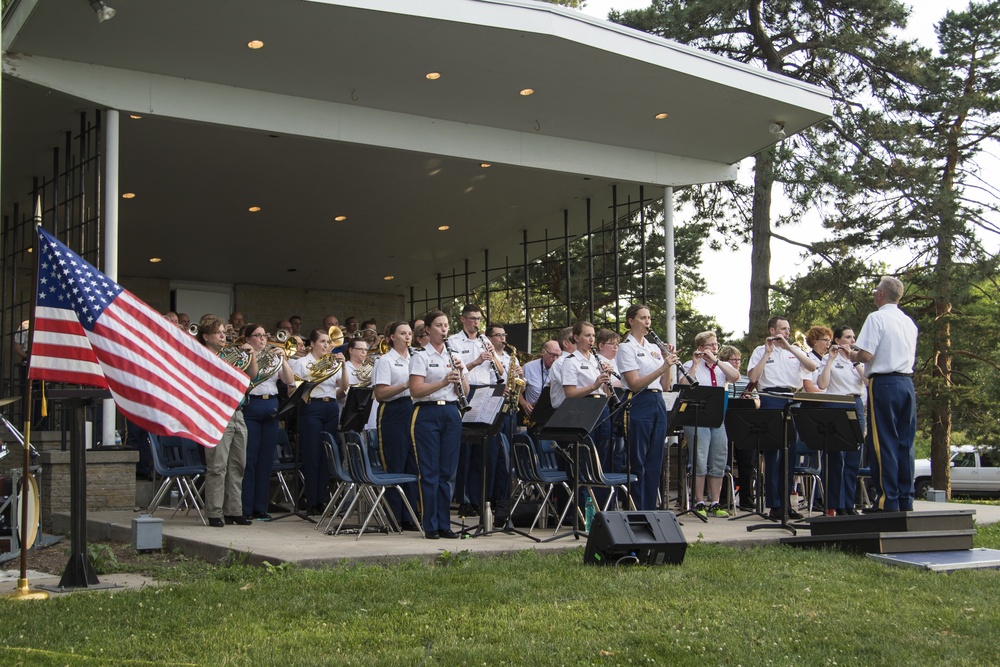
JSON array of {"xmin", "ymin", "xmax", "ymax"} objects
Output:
[{"xmin": 1, "ymin": 0, "xmax": 832, "ymax": 297}]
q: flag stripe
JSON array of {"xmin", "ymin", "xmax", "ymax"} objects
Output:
[{"xmin": 28, "ymin": 227, "xmax": 250, "ymax": 447}]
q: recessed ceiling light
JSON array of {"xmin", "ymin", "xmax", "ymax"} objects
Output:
[
  {"xmin": 425, "ymin": 72, "xmax": 441, "ymax": 80},
  {"xmin": 480, "ymin": 163, "xmax": 491, "ymax": 168},
  {"xmin": 437, "ymin": 225, "xmax": 450, "ymax": 231},
  {"xmin": 121, "ymin": 193, "xmax": 136, "ymax": 199},
  {"xmin": 248, "ymin": 40, "xmax": 264, "ymax": 49},
  {"xmin": 654, "ymin": 112, "xmax": 669, "ymax": 120},
  {"xmin": 334, "ymin": 215, "xmax": 347, "ymax": 222},
  {"xmin": 129, "ymin": 114, "xmax": 142, "ymax": 120},
  {"xmin": 383, "ymin": 275, "xmax": 394, "ymax": 281},
  {"xmin": 149, "ymin": 257, "xmax": 162, "ymax": 263},
  {"xmin": 519, "ymin": 88, "xmax": 534, "ymax": 96},
  {"xmin": 248, "ymin": 206, "xmax": 261, "ymax": 212}
]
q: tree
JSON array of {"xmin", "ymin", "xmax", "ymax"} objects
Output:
[
  {"xmin": 819, "ymin": 1, "xmax": 1000, "ymax": 496},
  {"xmin": 610, "ymin": 1, "xmax": 920, "ymax": 340}
]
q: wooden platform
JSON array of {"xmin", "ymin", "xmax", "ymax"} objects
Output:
[{"xmin": 780, "ymin": 510, "xmax": 977, "ymax": 555}]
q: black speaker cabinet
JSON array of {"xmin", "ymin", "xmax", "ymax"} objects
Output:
[{"xmin": 584, "ymin": 511, "xmax": 686, "ymax": 566}]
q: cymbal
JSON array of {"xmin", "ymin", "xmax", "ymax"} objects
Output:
[{"xmin": 0, "ymin": 396, "xmax": 21, "ymax": 407}]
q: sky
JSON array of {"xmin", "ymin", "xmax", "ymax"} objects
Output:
[{"xmin": 577, "ymin": 0, "xmax": 990, "ymax": 338}]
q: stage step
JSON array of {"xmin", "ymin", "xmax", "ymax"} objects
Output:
[
  {"xmin": 781, "ymin": 529, "xmax": 976, "ymax": 554},
  {"xmin": 803, "ymin": 509, "xmax": 975, "ymax": 536}
]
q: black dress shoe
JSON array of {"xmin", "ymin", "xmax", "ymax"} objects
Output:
[
  {"xmin": 208, "ymin": 517, "xmax": 225, "ymax": 528},
  {"xmin": 400, "ymin": 522, "xmax": 421, "ymax": 532},
  {"xmin": 862, "ymin": 506, "xmax": 884, "ymax": 514},
  {"xmin": 438, "ymin": 529, "xmax": 461, "ymax": 539},
  {"xmin": 844, "ymin": 508, "xmax": 859, "ymax": 516},
  {"xmin": 251, "ymin": 512, "xmax": 272, "ymax": 521},
  {"xmin": 425, "ymin": 531, "xmax": 440, "ymax": 540},
  {"xmin": 307, "ymin": 505, "xmax": 325, "ymax": 516},
  {"xmin": 787, "ymin": 508, "xmax": 804, "ymax": 520},
  {"xmin": 225, "ymin": 515, "xmax": 253, "ymax": 525}
]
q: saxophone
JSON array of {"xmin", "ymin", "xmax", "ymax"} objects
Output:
[{"xmin": 503, "ymin": 344, "xmax": 527, "ymax": 414}]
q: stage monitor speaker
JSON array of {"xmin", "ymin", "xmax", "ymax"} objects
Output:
[{"xmin": 584, "ymin": 511, "xmax": 686, "ymax": 566}]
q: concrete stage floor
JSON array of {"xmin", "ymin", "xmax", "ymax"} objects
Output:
[{"xmin": 51, "ymin": 499, "xmax": 1000, "ymax": 569}]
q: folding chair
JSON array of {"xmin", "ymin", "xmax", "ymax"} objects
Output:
[
  {"xmin": 575, "ymin": 440, "xmax": 636, "ymax": 514},
  {"xmin": 509, "ymin": 432, "xmax": 571, "ymax": 533},
  {"xmin": 270, "ymin": 429, "xmax": 302, "ymax": 509},
  {"xmin": 316, "ymin": 431, "xmax": 358, "ymax": 533},
  {"xmin": 339, "ymin": 432, "xmax": 423, "ymax": 539},
  {"xmin": 146, "ymin": 434, "xmax": 208, "ymax": 525},
  {"xmin": 793, "ymin": 441, "xmax": 824, "ymax": 514}
]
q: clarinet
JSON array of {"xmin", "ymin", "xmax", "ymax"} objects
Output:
[
  {"xmin": 442, "ymin": 338, "xmax": 472, "ymax": 414},
  {"xmin": 647, "ymin": 329, "xmax": 699, "ymax": 387},
  {"xmin": 477, "ymin": 332, "xmax": 504, "ymax": 384}
]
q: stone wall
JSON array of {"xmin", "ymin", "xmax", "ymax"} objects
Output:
[{"xmin": 37, "ymin": 449, "xmax": 139, "ymax": 531}]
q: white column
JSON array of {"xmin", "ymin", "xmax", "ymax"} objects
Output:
[
  {"xmin": 103, "ymin": 109, "xmax": 120, "ymax": 447},
  {"xmin": 663, "ymin": 186, "xmax": 676, "ymax": 347}
]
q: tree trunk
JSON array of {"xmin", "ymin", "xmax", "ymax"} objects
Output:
[{"xmin": 749, "ymin": 149, "xmax": 775, "ymax": 340}]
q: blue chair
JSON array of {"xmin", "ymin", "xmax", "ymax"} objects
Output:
[
  {"xmin": 270, "ymin": 429, "xmax": 302, "ymax": 509},
  {"xmin": 510, "ymin": 433, "xmax": 571, "ymax": 533},
  {"xmin": 574, "ymin": 440, "xmax": 637, "ymax": 514},
  {"xmin": 340, "ymin": 431, "xmax": 423, "ymax": 539},
  {"xmin": 317, "ymin": 431, "xmax": 360, "ymax": 534},
  {"xmin": 364, "ymin": 428, "xmax": 384, "ymax": 471},
  {"xmin": 793, "ymin": 441, "xmax": 823, "ymax": 514},
  {"xmin": 146, "ymin": 434, "xmax": 208, "ymax": 525}
]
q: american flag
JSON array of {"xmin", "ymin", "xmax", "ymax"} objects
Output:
[{"xmin": 28, "ymin": 226, "xmax": 249, "ymax": 447}]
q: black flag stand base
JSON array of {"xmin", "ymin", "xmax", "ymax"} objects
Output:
[{"xmin": 36, "ymin": 389, "xmax": 121, "ymax": 592}]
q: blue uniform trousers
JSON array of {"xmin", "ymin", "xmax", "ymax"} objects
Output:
[
  {"xmin": 866, "ymin": 376, "xmax": 916, "ymax": 511},
  {"xmin": 296, "ymin": 398, "xmax": 338, "ymax": 509},
  {"xmin": 411, "ymin": 403, "xmax": 462, "ymax": 534},
  {"xmin": 626, "ymin": 390, "xmax": 667, "ymax": 511},
  {"xmin": 242, "ymin": 396, "xmax": 279, "ymax": 516},
  {"xmin": 823, "ymin": 397, "xmax": 865, "ymax": 511},
  {"xmin": 760, "ymin": 394, "xmax": 796, "ymax": 510}
]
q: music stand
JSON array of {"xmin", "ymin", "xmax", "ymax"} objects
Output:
[
  {"xmin": 456, "ymin": 384, "xmax": 507, "ymax": 537},
  {"xmin": 670, "ymin": 386, "xmax": 726, "ymax": 523},
  {"xmin": 538, "ymin": 395, "xmax": 609, "ymax": 542},
  {"xmin": 270, "ymin": 382, "xmax": 319, "ymax": 523},
  {"xmin": 725, "ymin": 402, "xmax": 783, "ymax": 525},
  {"xmin": 792, "ymin": 399, "xmax": 863, "ymax": 517},
  {"xmin": 341, "ymin": 386, "xmax": 375, "ymax": 433}
]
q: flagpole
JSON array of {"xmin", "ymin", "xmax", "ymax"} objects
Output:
[{"xmin": 7, "ymin": 197, "xmax": 49, "ymax": 600}]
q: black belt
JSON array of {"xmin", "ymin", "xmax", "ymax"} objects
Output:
[
  {"xmin": 870, "ymin": 372, "xmax": 912, "ymax": 378},
  {"xmin": 313, "ymin": 397, "xmax": 334, "ymax": 402},
  {"xmin": 420, "ymin": 400, "xmax": 458, "ymax": 406},
  {"xmin": 761, "ymin": 387, "xmax": 793, "ymax": 393},
  {"xmin": 248, "ymin": 394, "xmax": 273, "ymax": 400},
  {"xmin": 644, "ymin": 388, "xmax": 662, "ymax": 394}
]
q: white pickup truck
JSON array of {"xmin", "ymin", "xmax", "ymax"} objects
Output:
[{"xmin": 913, "ymin": 445, "xmax": 1000, "ymax": 498}]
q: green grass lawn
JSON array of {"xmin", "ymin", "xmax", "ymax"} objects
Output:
[{"xmin": 4, "ymin": 524, "xmax": 1000, "ymax": 666}]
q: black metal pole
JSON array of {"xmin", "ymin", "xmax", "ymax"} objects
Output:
[{"xmin": 58, "ymin": 397, "xmax": 100, "ymax": 588}]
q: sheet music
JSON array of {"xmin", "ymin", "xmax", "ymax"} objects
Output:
[{"xmin": 462, "ymin": 391, "xmax": 505, "ymax": 424}]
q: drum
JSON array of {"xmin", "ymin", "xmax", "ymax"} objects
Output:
[{"xmin": 12, "ymin": 474, "xmax": 40, "ymax": 548}]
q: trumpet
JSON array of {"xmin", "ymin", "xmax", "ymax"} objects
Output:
[
  {"xmin": 266, "ymin": 331, "xmax": 298, "ymax": 357},
  {"xmin": 187, "ymin": 322, "xmax": 200, "ymax": 336},
  {"xmin": 647, "ymin": 329, "xmax": 699, "ymax": 387},
  {"xmin": 443, "ymin": 337, "xmax": 472, "ymax": 414}
]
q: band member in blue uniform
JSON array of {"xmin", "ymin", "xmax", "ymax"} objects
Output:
[
  {"xmin": 373, "ymin": 321, "xmax": 418, "ymax": 529},
  {"xmin": 242, "ymin": 323, "xmax": 294, "ymax": 521},
  {"xmin": 410, "ymin": 309, "xmax": 470, "ymax": 539},
  {"xmin": 615, "ymin": 305, "xmax": 678, "ymax": 511},
  {"xmin": 290, "ymin": 328, "xmax": 343, "ymax": 515},
  {"xmin": 747, "ymin": 315, "xmax": 817, "ymax": 520},
  {"xmin": 851, "ymin": 277, "xmax": 918, "ymax": 512}
]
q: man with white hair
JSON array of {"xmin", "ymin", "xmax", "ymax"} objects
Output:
[{"xmin": 851, "ymin": 276, "xmax": 918, "ymax": 513}]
